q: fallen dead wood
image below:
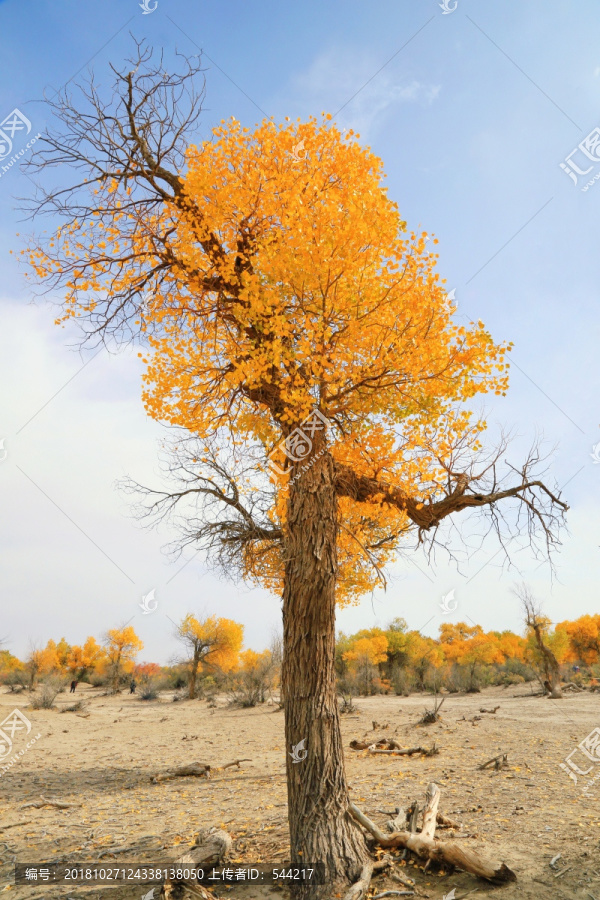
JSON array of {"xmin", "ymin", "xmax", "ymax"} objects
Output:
[
  {"xmin": 367, "ymin": 744, "xmax": 439, "ymax": 758},
  {"xmin": 436, "ymin": 812, "xmax": 462, "ymax": 830},
  {"xmin": 478, "ymin": 753, "xmax": 508, "ymax": 771},
  {"xmin": 151, "ymin": 759, "xmax": 251, "ymax": 784},
  {"xmin": 351, "ymin": 738, "xmax": 400, "ymax": 751},
  {"xmin": 20, "ymin": 796, "xmax": 74, "ymax": 810},
  {"xmin": 349, "ymin": 783, "xmax": 516, "ymax": 884},
  {"xmin": 151, "ymin": 762, "xmax": 211, "ymax": 783},
  {"xmin": 390, "ymin": 870, "xmax": 415, "ymax": 888},
  {"xmin": 161, "ymin": 828, "xmax": 232, "ymax": 899},
  {"xmin": 479, "ymin": 706, "xmax": 500, "ymax": 713},
  {"xmin": 350, "ymin": 739, "xmax": 438, "ymax": 756},
  {"xmin": 372, "ymin": 892, "xmax": 414, "ymax": 898},
  {"xmin": 218, "ymin": 758, "xmax": 251, "ymax": 770}
]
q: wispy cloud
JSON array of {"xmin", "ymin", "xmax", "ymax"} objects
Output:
[{"xmin": 286, "ymin": 45, "xmax": 440, "ymax": 137}]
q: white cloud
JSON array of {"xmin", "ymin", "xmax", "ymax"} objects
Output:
[{"xmin": 287, "ymin": 45, "xmax": 441, "ymax": 137}]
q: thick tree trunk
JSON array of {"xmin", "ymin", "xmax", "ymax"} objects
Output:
[
  {"xmin": 189, "ymin": 654, "xmax": 199, "ymax": 700},
  {"xmin": 282, "ymin": 446, "xmax": 368, "ymax": 899},
  {"xmin": 533, "ymin": 625, "xmax": 562, "ymax": 698}
]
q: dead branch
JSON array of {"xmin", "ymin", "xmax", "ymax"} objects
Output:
[
  {"xmin": 161, "ymin": 828, "xmax": 232, "ymax": 899},
  {"xmin": 479, "ymin": 706, "xmax": 500, "ymax": 713},
  {"xmin": 436, "ymin": 812, "xmax": 462, "ymax": 830},
  {"xmin": 151, "ymin": 758, "xmax": 251, "ymax": 783},
  {"xmin": 420, "ymin": 696, "xmax": 445, "ymax": 724},
  {"xmin": 478, "ymin": 753, "xmax": 508, "ymax": 771},
  {"xmin": 390, "ymin": 870, "xmax": 416, "ymax": 888},
  {"xmin": 372, "ymin": 892, "xmax": 415, "ymax": 898},
  {"xmin": 20, "ymin": 796, "xmax": 74, "ymax": 810},
  {"xmin": 367, "ymin": 744, "xmax": 438, "ymax": 757},
  {"xmin": 218, "ymin": 758, "xmax": 251, "ymax": 770},
  {"xmin": 349, "ymin": 783, "xmax": 516, "ymax": 884},
  {"xmin": 151, "ymin": 762, "xmax": 211, "ymax": 783}
]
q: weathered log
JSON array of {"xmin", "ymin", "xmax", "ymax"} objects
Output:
[
  {"xmin": 151, "ymin": 758, "xmax": 251, "ymax": 784},
  {"xmin": 479, "ymin": 706, "xmax": 500, "ymax": 713},
  {"xmin": 349, "ymin": 785, "xmax": 516, "ymax": 884},
  {"xmin": 350, "ymin": 740, "xmax": 437, "ymax": 756},
  {"xmin": 367, "ymin": 744, "xmax": 438, "ymax": 757},
  {"xmin": 160, "ymin": 828, "xmax": 232, "ymax": 899},
  {"xmin": 151, "ymin": 762, "xmax": 211, "ymax": 783},
  {"xmin": 420, "ymin": 783, "xmax": 440, "ymax": 839}
]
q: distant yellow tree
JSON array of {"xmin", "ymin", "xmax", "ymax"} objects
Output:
[
  {"xmin": 440, "ymin": 623, "xmax": 503, "ymax": 691},
  {"xmin": 0, "ymin": 650, "xmax": 24, "ymax": 684},
  {"xmin": 404, "ymin": 631, "xmax": 444, "ymax": 689},
  {"xmin": 105, "ymin": 626, "xmax": 143, "ymax": 692},
  {"xmin": 343, "ymin": 634, "xmax": 388, "ymax": 695},
  {"xmin": 55, "ymin": 637, "xmax": 72, "ymax": 672},
  {"xmin": 176, "ymin": 615, "xmax": 243, "ymax": 699},
  {"xmin": 67, "ymin": 637, "xmax": 106, "ymax": 680},
  {"xmin": 556, "ymin": 615, "xmax": 600, "ymax": 665},
  {"xmin": 232, "ymin": 648, "xmax": 277, "ymax": 706}
]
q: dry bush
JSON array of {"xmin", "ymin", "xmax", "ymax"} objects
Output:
[
  {"xmin": 140, "ymin": 683, "xmax": 160, "ymax": 701},
  {"xmin": 172, "ymin": 689, "xmax": 188, "ymax": 702},
  {"xmin": 338, "ymin": 692, "xmax": 357, "ymax": 714},
  {"xmin": 61, "ymin": 699, "xmax": 88, "ymax": 713},
  {"xmin": 30, "ymin": 681, "xmax": 61, "ymax": 709},
  {"xmin": 420, "ymin": 695, "xmax": 445, "ymax": 725}
]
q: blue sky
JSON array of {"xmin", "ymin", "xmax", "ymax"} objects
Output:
[{"xmin": 0, "ymin": 0, "xmax": 598, "ymax": 663}]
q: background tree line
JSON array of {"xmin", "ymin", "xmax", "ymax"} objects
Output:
[{"xmin": 2, "ymin": 610, "xmax": 599, "ymax": 705}]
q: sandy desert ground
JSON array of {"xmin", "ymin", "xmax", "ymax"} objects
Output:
[{"xmin": 1, "ymin": 684, "xmax": 600, "ymax": 900}]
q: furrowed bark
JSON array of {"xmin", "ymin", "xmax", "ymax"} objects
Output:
[{"xmin": 282, "ymin": 443, "xmax": 368, "ymax": 899}]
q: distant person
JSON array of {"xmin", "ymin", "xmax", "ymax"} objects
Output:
[
  {"xmin": 70, "ymin": 680, "xmax": 77, "ymax": 694},
  {"xmin": 130, "ymin": 679, "xmax": 136, "ymax": 694}
]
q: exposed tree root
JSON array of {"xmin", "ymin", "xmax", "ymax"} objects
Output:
[{"xmin": 341, "ymin": 859, "xmax": 374, "ymax": 900}]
